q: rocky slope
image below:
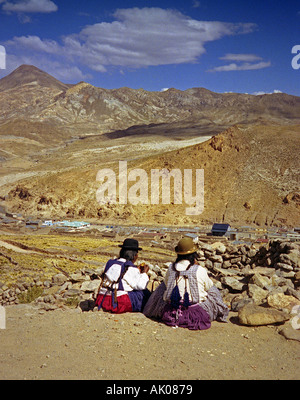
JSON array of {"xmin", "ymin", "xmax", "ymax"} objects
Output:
[
  {"xmin": 0, "ymin": 65, "xmax": 299, "ymax": 227},
  {"xmin": 3, "ymin": 124, "xmax": 300, "ymax": 227}
]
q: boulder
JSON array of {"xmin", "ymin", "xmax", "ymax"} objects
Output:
[
  {"xmin": 278, "ymin": 325, "xmax": 300, "ymax": 342},
  {"xmin": 250, "ymin": 273, "xmax": 271, "ymax": 289},
  {"xmin": 238, "ymin": 304, "xmax": 290, "ymax": 326},
  {"xmin": 286, "ymin": 287, "xmax": 300, "ymax": 301},
  {"xmin": 80, "ymin": 279, "xmax": 101, "ymax": 293},
  {"xmin": 221, "ymin": 276, "xmax": 245, "ymax": 292},
  {"xmin": 209, "ymin": 254, "xmax": 223, "ymax": 263},
  {"xmin": 247, "ymin": 284, "xmax": 269, "ymax": 304},
  {"xmin": 267, "ymin": 293, "xmax": 300, "ymax": 312},
  {"xmin": 63, "ymin": 288, "xmax": 81, "ymax": 298},
  {"xmin": 199, "ymin": 242, "xmax": 213, "ymax": 252},
  {"xmin": 279, "ymin": 252, "xmax": 300, "ymax": 268},
  {"xmin": 52, "ymin": 273, "xmax": 68, "ymax": 286},
  {"xmin": 276, "ymin": 262, "xmax": 294, "ymax": 271},
  {"xmin": 70, "ymin": 272, "xmax": 87, "ymax": 283},
  {"xmin": 231, "ymin": 296, "xmax": 254, "ymax": 312},
  {"xmin": 211, "ymin": 242, "xmax": 227, "ymax": 254},
  {"xmin": 294, "ymin": 270, "xmax": 300, "ymax": 287}
]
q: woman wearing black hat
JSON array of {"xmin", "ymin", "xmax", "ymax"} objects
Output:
[{"xmin": 95, "ymin": 238, "xmax": 151, "ymax": 314}]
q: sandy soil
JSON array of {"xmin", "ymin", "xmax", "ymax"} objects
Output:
[{"xmin": 0, "ymin": 304, "xmax": 299, "ymax": 381}]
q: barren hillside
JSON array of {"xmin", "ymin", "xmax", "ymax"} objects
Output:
[
  {"xmin": 0, "ymin": 65, "xmax": 299, "ymax": 228},
  {"xmin": 3, "ymin": 124, "xmax": 299, "ymax": 227}
]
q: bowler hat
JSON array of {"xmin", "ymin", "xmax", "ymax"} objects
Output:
[
  {"xmin": 118, "ymin": 238, "xmax": 142, "ymax": 251},
  {"xmin": 175, "ymin": 237, "xmax": 198, "ymax": 255}
]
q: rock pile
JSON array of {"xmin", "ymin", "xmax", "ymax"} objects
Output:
[
  {"xmin": 0, "ymin": 239, "xmax": 299, "ymax": 330},
  {"xmin": 0, "ymin": 267, "xmax": 103, "ymax": 309},
  {"xmin": 197, "ymin": 239, "xmax": 300, "ymax": 311}
]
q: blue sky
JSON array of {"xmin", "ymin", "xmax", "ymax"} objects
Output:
[{"xmin": 0, "ymin": 0, "xmax": 299, "ymax": 95}]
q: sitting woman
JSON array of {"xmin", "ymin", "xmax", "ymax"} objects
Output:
[
  {"xmin": 143, "ymin": 237, "xmax": 229, "ymax": 330},
  {"xmin": 95, "ymin": 238, "xmax": 151, "ymax": 314}
]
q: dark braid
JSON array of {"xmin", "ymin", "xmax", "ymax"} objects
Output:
[{"xmin": 175, "ymin": 251, "xmax": 199, "ymax": 266}]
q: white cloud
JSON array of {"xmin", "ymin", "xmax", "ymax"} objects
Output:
[
  {"xmin": 5, "ymin": 7, "xmax": 257, "ymax": 72},
  {"xmin": 6, "ymin": 35, "xmax": 60, "ymax": 54},
  {"xmin": 2, "ymin": 0, "xmax": 57, "ymax": 13},
  {"xmin": 208, "ymin": 59, "xmax": 271, "ymax": 72},
  {"xmin": 69, "ymin": 8, "xmax": 256, "ymax": 70},
  {"xmin": 252, "ymin": 89, "xmax": 282, "ymax": 95},
  {"xmin": 220, "ymin": 53, "xmax": 263, "ymax": 62}
]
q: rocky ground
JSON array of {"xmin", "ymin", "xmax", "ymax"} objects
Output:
[
  {"xmin": 1, "ymin": 233, "xmax": 300, "ymax": 380},
  {"xmin": 0, "ymin": 303, "xmax": 299, "ymax": 381}
]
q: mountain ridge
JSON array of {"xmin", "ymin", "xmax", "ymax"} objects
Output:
[
  {"xmin": 0, "ymin": 65, "xmax": 299, "ymax": 228},
  {"xmin": 0, "ymin": 65, "xmax": 299, "ymax": 133},
  {"xmin": 0, "ymin": 64, "xmax": 72, "ymax": 92}
]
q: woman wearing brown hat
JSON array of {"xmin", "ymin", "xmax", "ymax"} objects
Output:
[
  {"xmin": 143, "ymin": 237, "xmax": 228, "ymax": 329},
  {"xmin": 95, "ymin": 238, "xmax": 151, "ymax": 313}
]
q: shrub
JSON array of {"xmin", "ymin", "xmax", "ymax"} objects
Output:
[{"xmin": 18, "ymin": 285, "xmax": 44, "ymax": 303}]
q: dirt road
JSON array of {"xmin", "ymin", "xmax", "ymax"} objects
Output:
[{"xmin": 0, "ymin": 304, "xmax": 299, "ymax": 380}]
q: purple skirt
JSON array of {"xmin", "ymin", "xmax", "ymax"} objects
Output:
[
  {"xmin": 162, "ymin": 303, "xmax": 211, "ymax": 330},
  {"xmin": 143, "ymin": 282, "xmax": 229, "ymax": 329}
]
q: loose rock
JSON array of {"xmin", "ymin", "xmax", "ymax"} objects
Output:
[
  {"xmin": 267, "ymin": 293, "xmax": 300, "ymax": 312},
  {"xmin": 238, "ymin": 304, "xmax": 290, "ymax": 326}
]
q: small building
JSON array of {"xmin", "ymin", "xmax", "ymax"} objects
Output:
[
  {"xmin": 42, "ymin": 220, "xmax": 53, "ymax": 226},
  {"xmin": 211, "ymin": 223, "xmax": 231, "ymax": 236},
  {"xmin": 26, "ymin": 220, "xmax": 40, "ymax": 226},
  {"xmin": 54, "ymin": 220, "xmax": 91, "ymax": 230}
]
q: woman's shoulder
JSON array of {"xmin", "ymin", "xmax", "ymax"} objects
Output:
[{"xmin": 194, "ymin": 263, "xmax": 210, "ymax": 277}]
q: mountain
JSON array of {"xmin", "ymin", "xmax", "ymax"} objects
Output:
[
  {"xmin": 0, "ymin": 65, "xmax": 299, "ymax": 227},
  {"xmin": 0, "ymin": 64, "xmax": 71, "ymax": 92},
  {"xmin": 0, "ymin": 65, "xmax": 300, "ymax": 141}
]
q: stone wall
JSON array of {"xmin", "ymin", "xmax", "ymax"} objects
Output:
[
  {"xmin": 0, "ymin": 239, "xmax": 299, "ymax": 321},
  {"xmin": 196, "ymin": 239, "xmax": 300, "ymax": 311}
]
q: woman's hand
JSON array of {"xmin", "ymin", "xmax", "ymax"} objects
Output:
[{"xmin": 138, "ymin": 264, "xmax": 149, "ymax": 274}]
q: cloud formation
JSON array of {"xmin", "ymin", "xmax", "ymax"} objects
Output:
[
  {"xmin": 208, "ymin": 53, "xmax": 271, "ymax": 72},
  {"xmin": 1, "ymin": 0, "xmax": 57, "ymax": 13},
  {"xmin": 253, "ymin": 89, "xmax": 282, "ymax": 95},
  {"xmin": 4, "ymin": 7, "xmax": 257, "ymax": 77},
  {"xmin": 210, "ymin": 61, "xmax": 271, "ymax": 71},
  {"xmin": 220, "ymin": 53, "xmax": 263, "ymax": 62}
]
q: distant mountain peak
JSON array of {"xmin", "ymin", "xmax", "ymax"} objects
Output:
[
  {"xmin": 0, "ymin": 64, "xmax": 299, "ymax": 134},
  {"xmin": 0, "ymin": 64, "xmax": 70, "ymax": 92}
]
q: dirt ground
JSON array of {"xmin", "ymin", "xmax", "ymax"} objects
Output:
[{"xmin": 0, "ymin": 303, "xmax": 299, "ymax": 381}]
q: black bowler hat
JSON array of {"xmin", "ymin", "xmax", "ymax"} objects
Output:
[{"xmin": 118, "ymin": 238, "xmax": 142, "ymax": 251}]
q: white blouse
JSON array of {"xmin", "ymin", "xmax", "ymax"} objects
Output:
[
  {"xmin": 163, "ymin": 259, "xmax": 213, "ymax": 303},
  {"xmin": 100, "ymin": 258, "xmax": 149, "ymax": 296}
]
